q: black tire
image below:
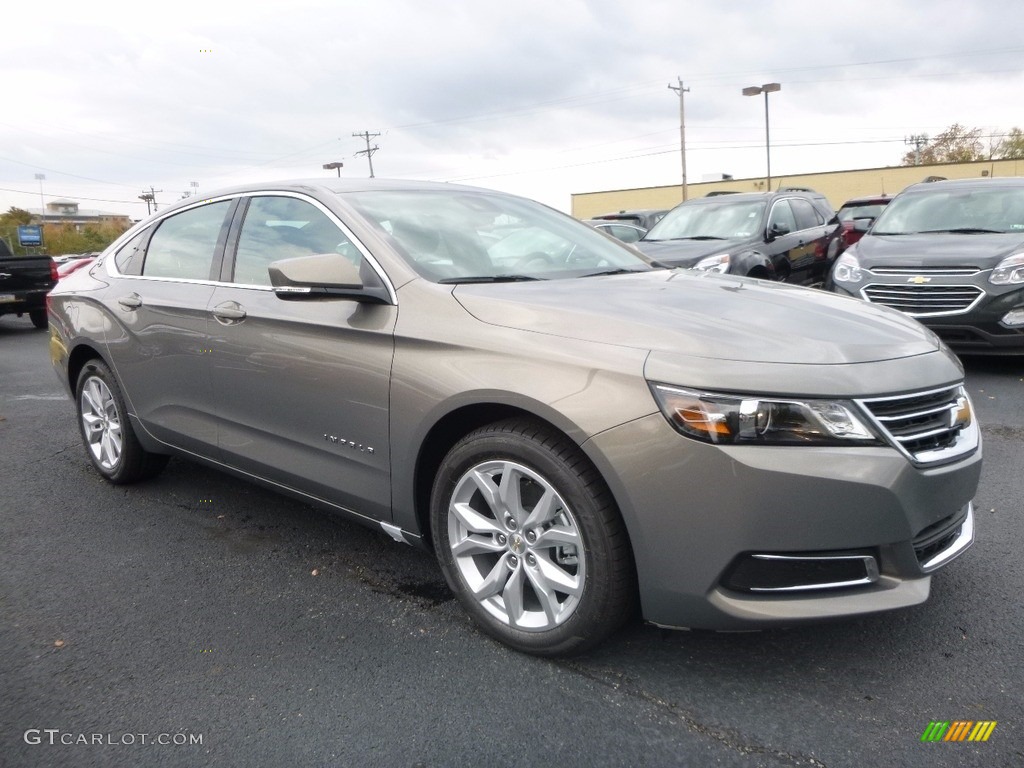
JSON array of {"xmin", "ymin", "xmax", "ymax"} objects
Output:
[
  {"xmin": 29, "ymin": 308, "xmax": 48, "ymax": 330},
  {"xmin": 430, "ymin": 418, "xmax": 636, "ymax": 656},
  {"xmin": 75, "ymin": 359, "xmax": 169, "ymax": 484}
]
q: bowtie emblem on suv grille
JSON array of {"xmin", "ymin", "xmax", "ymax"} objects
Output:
[{"xmin": 907, "ymin": 276, "xmax": 932, "ymax": 284}]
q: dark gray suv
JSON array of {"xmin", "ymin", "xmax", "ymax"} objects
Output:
[
  {"xmin": 636, "ymin": 189, "xmax": 836, "ymax": 286},
  {"xmin": 830, "ymin": 177, "xmax": 1024, "ymax": 355}
]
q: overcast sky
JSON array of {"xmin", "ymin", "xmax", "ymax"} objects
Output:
[{"xmin": 2, "ymin": 0, "xmax": 1022, "ymax": 220}]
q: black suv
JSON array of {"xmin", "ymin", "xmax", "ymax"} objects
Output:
[
  {"xmin": 830, "ymin": 177, "xmax": 1024, "ymax": 356},
  {"xmin": 635, "ymin": 189, "xmax": 836, "ymax": 286}
]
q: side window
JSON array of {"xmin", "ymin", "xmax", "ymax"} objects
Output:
[
  {"xmin": 768, "ymin": 200, "xmax": 797, "ymax": 235},
  {"xmin": 142, "ymin": 202, "xmax": 231, "ymax": 280},
  {"xmin": 232, "ymin": 196, "xmax": 360, "ymax": 286},
  {"xmin": 114, "ymin": 230, "xmax": 148, "ymax": 275},
  {"xmin": 790, "ymin": 198, "xmax": 820, "ymax": 231}
]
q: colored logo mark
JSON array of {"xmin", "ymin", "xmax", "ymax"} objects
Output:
[{"xmin": 921, "ymin": 721, "xmax": 996, "ymax": 742}]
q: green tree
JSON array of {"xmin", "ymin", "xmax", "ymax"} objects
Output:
[
  {"xmin": 901, "ymin": 124, "xmax": 985, "ymax": 165},
  {"xmin": 993, "ymin": 127, "xmax": 1024, "ymax": 159},
  {"xmin": 0, "ymin": 207, "xmax": 35, "ymax": 255}
]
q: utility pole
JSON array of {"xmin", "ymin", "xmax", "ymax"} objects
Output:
[
  {"xmin": 353, "ymin": 131, "xmax": 380, "ymax": 178},
  {"xmin": 138, "ymin": 186, "xmax": 162, "ymax": 216},
  {"xmin": 667, "ymin": 78, "xmax": 690, "ymax": 201},
  {"xmin": 905, "ymin": 134, "xmax": 928, "ymax": 166}
]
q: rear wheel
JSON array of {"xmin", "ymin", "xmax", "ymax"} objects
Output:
[
  {"xmin": 431, "ymin": 419, "xmax": 635, "ymax": 655},
  {"xmin": 29, "ymin": 309, "xmax": 47, "ymax": 329},
  {"xmin": 75, "ymin": 359, "xmax": 169, "ymax": 484}
]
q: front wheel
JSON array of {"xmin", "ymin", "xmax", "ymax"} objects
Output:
[
  {"xmin": 431, "ymin": 419, "xmax": 636, "ymax": 655},
  {"xmin": 75, "ymin": 359, "xmax": 169, "ymax": 484}
]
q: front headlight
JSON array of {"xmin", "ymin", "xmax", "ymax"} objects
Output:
[
  {"xmin": 832, "ymin": 253, "xmax": 864, "ymax": 284},
  {"xmin": 990, "ymin": 253, "xmax": 1024, "ymax": 285},
  {"xmin": 693, "ymin": 253, "xmax": 730, "ymax": 273},
  {"xmin": 650, "ymin": 384, "xmax": 881, "ymax": 446}
]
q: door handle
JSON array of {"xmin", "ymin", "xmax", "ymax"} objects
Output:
[
  {"xmin": 117, "ymin": 293, "xmax": 142, "ymax": 310},
  {"xmin": 212, "ymin": 302, "xmax": 246, "ymax": 323}
]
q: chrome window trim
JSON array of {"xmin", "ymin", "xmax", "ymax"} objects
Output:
[
  {"xmin": 105, "ymin": 190, "xmax": 398, "ymax": 305},
  {"xmin": 746, "ymin": 553, "xmax": 880, "ymax": 593}
]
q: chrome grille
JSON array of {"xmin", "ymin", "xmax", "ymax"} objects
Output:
[
  {"xmin": 861, "ymin": 284, "xmax": 983, "ymax": 316},
  {"xmin": 858, "ymin": 385, "xmax": 979, "ymax": 465},
  {"xmin": 870, "ymin": 266, "xmax": 981, "ymax": 276}
]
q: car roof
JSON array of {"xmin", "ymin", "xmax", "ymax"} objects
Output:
[
  {"xmin": 901, "ymin": 176, "xmax": 1024, "ymax": 195},
  {"xmin": 154, "ymin": 178, "xmax": 504, "ymax": 218},
  {"xmin": 839, "ymin": 196, "xmax": 891, "ymax": 207}
]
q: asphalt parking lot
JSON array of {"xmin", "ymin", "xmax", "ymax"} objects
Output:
[{"xmin": 1, "ymin": 313, "xmax": 1022, "ymax": 768}]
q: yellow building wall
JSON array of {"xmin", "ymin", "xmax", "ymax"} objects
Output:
[{"xmin": 571, "ymin": 159, "xmax": 1024, "ymax": 220}]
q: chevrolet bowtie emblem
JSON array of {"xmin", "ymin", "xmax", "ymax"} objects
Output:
[{"xmin": 908, "ymin": 276, "xmax": 931, "ymax": 284}]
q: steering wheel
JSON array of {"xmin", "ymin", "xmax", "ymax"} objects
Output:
[{"xmin": 511, "ymin": 251, "xmax": 555, "ymax": 272}]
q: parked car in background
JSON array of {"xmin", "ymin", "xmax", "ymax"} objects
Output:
[
  {"xmin": 830, "ymin": 177, "xmax": 1024, "ymax": 355},
  {"xmin": 588, "ymin": 209, "xmax": 669, "ymax": 232},
  {"xmin": 56, "ymin": 255, "xmax": 97, "ymax": 280},
  {"xmin": 824, "ymin": 195, "xmax": 891, "ymax": 261},
  {"xmin": 50, "ymin": 179, "xmax": 980, "ymax": 655},
  {"xmin": 0, "ymin": 240, "xmax": 57, "ymax": 329},
  {"xmin": 635, "ymin": 189, "xmax": 836, "ymax": 286},
  {"xmin": 584, "ymin": 219, "xmax": 647, "ymax": 243}
]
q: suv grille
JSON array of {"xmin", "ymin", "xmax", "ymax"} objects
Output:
[
  {"xmin": 870, "ymin": 266, "xmax": 981, "ymax": 276},
  {"xmin": 861, "ymin": 284, "xmax": 983, "ymax": 316},
  {"xmin": 858, "ymin": 385, "xmax": 978, "ymax": 465}
]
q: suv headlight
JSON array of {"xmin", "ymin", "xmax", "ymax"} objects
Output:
[
  {"xmin": 650, "ymin": 384, "xmax": 881, "ymax": 446},
  {"xmin": 832, "ymin": 253, "xmax": 864, "ymax": 284},
  {"xmin": 990, "ymin": 253, "xmax": 1024, "ymax": 285},
  {"xmin": 693, "ymin": 253, "xmax": 730, "ymax": 273}
]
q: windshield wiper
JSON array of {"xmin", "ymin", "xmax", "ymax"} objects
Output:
[
  {"xmin": 644, "ymin": 235, "xmax": 726, "ymax": 242},
  {"xmin": 437, "ymin": 274, "xmax": 545, "ymax": 284},
  {"xmin": 916, "ymin": 228, "xmax": 1004, "ymax": 234},
  {"xmin": 578, "ymin": 267, "xmax": 650, "ymax": 278}
]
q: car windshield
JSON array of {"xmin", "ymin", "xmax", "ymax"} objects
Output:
[
  {"xmin": 872, "ymin": 187, "xmax": 1024, "ymax": 235},
  {"xmin": 643, "ymin": 200, "xmax": 765, "ymax": 241},
  {"xmin": 341, "ymin": 189, "xmax": 657, "ymax": 282}
]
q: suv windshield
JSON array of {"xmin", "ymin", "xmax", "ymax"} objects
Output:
[
  {"xmin": 872, "ymin": 187, "xmax": 1024, "ymax": 235},
  {"xmin": 643, "ymin": 200, "xmax": 765, "ymax": 241},
  {"xmin": 342, "ymin": 189, "xmax": 656, "ymax": 283}
]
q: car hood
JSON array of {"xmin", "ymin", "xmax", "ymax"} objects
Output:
[
  {"xmin": 633, "ymin": 238, "xmax": 741, "ymax": 266},
  {"xmin": 453, "ymin": 270, "xmax": 939, "ymax": 365},
  {"xmin": 854, "ymin": 232, "xmax": 1024, "ymax": 268}
]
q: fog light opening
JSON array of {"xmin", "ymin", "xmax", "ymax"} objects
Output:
[{"xmin": 999, "ymin": 307, "xmax": 1024, "ymax": 328}]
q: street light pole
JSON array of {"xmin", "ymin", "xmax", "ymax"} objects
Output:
[
  {"xmin": 34, "ymin": 173, "xmax": 45, "ymax": 222},
  {"xmin": 742, "ymin": 82, "xmax": 781, "ymax": 191}
]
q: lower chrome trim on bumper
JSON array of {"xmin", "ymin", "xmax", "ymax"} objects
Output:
[{"xmin": 919, "ymin": 502, "xmax": 975, "ymax": 573}]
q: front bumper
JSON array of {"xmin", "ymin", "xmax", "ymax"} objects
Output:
[
  {"xmin": 833, "ymin": 278, "xmax": 1024, "ymax": 355},
  {"xmin": 584, "ymin": 413, "xmax": 981, "ymax": 630}
]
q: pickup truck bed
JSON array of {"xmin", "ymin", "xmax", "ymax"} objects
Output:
[{"xmin": 0, "ymin": 244, "xmax": 58, "ymax": 329}]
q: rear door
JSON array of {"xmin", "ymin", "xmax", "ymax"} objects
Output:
[
  {"xmin": 208, "ymin": 193, "xmax": 397, "ymax": 521},
  {"xmin": 765, "ymin": 198, "xmax": 828, "ymax": 285},
  {"xmin": 103, "ymin": 199, "xmax": 235, "ymax": 456}
]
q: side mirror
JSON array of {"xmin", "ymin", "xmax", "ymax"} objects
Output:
[
  {"xmin": 269, "ymin": 253, "xmax": 389, "ymax": 303},
  {"xmin": 851, "ymin": 217, "xmax": 874, "ymax": 233},
  {"xmin": 767, "ymin": 221, "xmax": 791, "ymax": 240}
]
